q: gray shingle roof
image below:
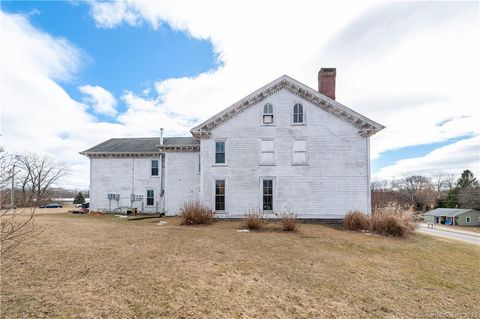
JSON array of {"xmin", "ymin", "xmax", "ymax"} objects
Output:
[
  {"xmin": 424, "ymin": 208, "xmax": 477, "ymax": 217},
  {"xmin": 81, "ymin": 137, "xmax": 199, "ymax": 154}
]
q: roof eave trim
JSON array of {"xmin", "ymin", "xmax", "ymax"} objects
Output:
[{"xmin": 190, "ymin": 75, "xmax": 385, "ymax": 138}]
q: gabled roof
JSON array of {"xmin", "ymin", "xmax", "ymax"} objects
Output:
[
  {"xmin": 80, "ymin": 137, "xmax": 199, "ymax": 157},
  {"xmin": 424, "ymin": 208, "xmax": 478, "ymax": 217},
  {"xmin": 190, "ymin": 75, "xmax": 385, "ymax": 139}
]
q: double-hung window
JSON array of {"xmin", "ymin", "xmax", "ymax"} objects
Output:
[
  {"xmin": 293, "ymin": 103, "xmax": 304, "ymax": 124},
  {"xmin": 260, "ymin": 139, "xmax": 275, "ymax": 165},
  {"xmin": 263, "ymin": 179, "xmax": 273, "ymax": 211},
  {"xmin": 215, "ymin": 180, "xmax": 225, "ymax": 211},
  {"xmin": 215, "ymin": 141, "xmax": 225, "ymax": 164},
  {"xmin": 146, "ymin": 190, "xmax": 154, "ymax": 206},
  {"xmin": 293, "ymin": 138, "xmax": 307, "ymax": 165},
  {"xmin": 151, "ymin": 160, "xmax": 159, "ymax": 176}
]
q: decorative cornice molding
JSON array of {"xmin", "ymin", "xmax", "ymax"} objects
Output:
[
  {"xmin": 81, "ymin": 152, "xmax": 160, "ymax": 158},
  {"xmin": 159, "ymin": 145, "xmax": 200, "ymax": 152},
  {"xmin": 81, "ymin": 144, "xmax": 200, "ymax": 157},
  {"xmin": 191, "ymin": 78, "xmax": 383, "ymax": 139}
]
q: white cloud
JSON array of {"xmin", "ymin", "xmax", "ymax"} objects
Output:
[
  {"xmin": 0, "ymin": 12, "xmax": 124, "ymax": 188},
  {"xmin": 375, "ymin": 135, "xmax": 480, "ymax": 180},
  {"xmin": 88, "ymin": 1, "xmax": 142, "ymax": 28},
  {"xmin": 79, "ymin": 85, "xmax": 117, "ymax": 116},
  {"xmin": 86, "ymin": 0, "xmax": 480, "ymax": 162},
  {"xmin": 2, "ymin": 1, "xmax": 479, "ymax": 188}
]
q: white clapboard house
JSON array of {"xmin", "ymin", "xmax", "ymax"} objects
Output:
[{"xmin": 81, "ymin": 68, "xmax": 384, "ymax": 218}]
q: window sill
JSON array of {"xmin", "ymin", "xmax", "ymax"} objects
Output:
[
  {"xmin": 292, "ymin": 163, "xmax": 309, "ymax": 166},
  {"xmin": 291, "ymin": 123, "xmax": 306, "ymax": 126},
  {"xmin": 261, "ymin": 124, "xmax": 276, "ymax": 127},
  {"xmin": 212, "ymin": 164, "xmax": 228, "ymax": 167},
  {"xmin": 259, "ymin": 164, "xmax": 276, "ymax": 166},
  {"xmin": 150, "ymin": 176, "xmax": 160, "ymax": 178},
  {"xmin": 215, "ymin": 210, "xmax": 226, "ymax": 214}
]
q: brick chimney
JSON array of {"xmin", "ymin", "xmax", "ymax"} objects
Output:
[{"xmin": 318, "ymin": 68, "xmax": 336, "ymax": 100}]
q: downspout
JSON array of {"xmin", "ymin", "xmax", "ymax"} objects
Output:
[
  {"xmin": 366, "ymin": 136, "xmax": 371, "ymax": 214},
  {"xmin": 131, "ymin": 157, "xmax": 135, "ymax": 208},
  {"xmin": 159, "ymin": 128, "xmax": 166, "ymax": 214}
]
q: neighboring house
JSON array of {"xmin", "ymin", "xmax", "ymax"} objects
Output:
[
  {"xmin": 424, "ymin": 208, "xmax": 480, "ymax": 226},
  {"xmin": 81, "ymin": 68, "xmax": 385, "ymax": 218}
]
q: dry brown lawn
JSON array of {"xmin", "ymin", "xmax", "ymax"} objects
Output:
[{"xmin": 1, "ymin": 211, "xmax": 479, "ymax": 318}]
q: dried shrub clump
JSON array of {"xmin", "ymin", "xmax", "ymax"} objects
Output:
[
  {"xmin": 344, "ymin": 205, "xmax": 415, "ymax": 238},
  {"xmin": 344, "ymin": 210, "xmax": 370, "ymax": 231},
  {"xmin": 241, "ymin": 211, "xmax": 266, "ymax": 231},
  {"xmin": 278, "ymin": 212, "xmax": 298, "ymax": 232},
  {"xmin": 179, "ymin": 201, "xmax": 214, "ymax": 225},
  {"xmin": 371, "ymin": 204, "xmax": 415, "ymax": 237}
]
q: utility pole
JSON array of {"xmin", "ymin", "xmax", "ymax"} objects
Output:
[{"xmin": 10, "ymin": 162, "xmax": 15, "ymax": 208}]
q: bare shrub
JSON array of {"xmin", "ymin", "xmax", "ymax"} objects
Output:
[
  {"xmin": 370, "ymin": 204, "xmax": 415, "ymax": 237},
  {"xmin": 278, "ymin": 212, "xmax": 298, "ymax": 231},
  {"xmin": 1, "ymin": 208, "xmax": 45, "ymax": 265},
  {"xmin": 179, "ymin": 201, "xmax": 214, "ymax": 225},
  {"xmin": 344, "ymin": 210, "xmax": 370, "ymax": 231},
  {"xmin": 241, "ymin": 211, "xmax": 266, "ymax": 231}
]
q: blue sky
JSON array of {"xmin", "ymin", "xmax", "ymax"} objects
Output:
[
  {"xmin": 2, "ymin": 1, "xmax": 218, "ymax": 120},
  {"xmin": 1, "ymin": 1, "xmax": 478, "ymax": 188}
]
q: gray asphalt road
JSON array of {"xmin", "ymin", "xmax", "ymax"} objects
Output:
[{"xmin": 416, "ymin": 225, "xmax": 480, "ymax": 245}]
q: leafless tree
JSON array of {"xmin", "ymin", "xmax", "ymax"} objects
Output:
[
  {"xmin": 0, "ymin": 150, "xmax": 47, "ymax": 266},
  {"xmin": 0, "ymin": 208, "xmax": 45, "ymax": 266},
  {"xmin": 371, "ymin": 179, "xmax": 414, "ymax": 212},
  {"xmin": 0, "ymin": 147, "xmax": 14, "ymax": 207},
  {"xmin": 431, "ymin": 173, "xmax": 456, "ymax": 193},
  {"xmin": 16, "ymin": 153, "xmax": 68, "ymax": 206},
  {"xmin": 458, "ymin": 187, "xmax": 480, "ymax": 210}
]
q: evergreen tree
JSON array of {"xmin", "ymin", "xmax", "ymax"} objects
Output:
[
  {"xmin": 456, "ymin": 169, "xmax": 478, "ymax": 189},
  {"xmin": 442, "ymin": 170, "xmax": 479, "ymax": 209},
  {"xmin": 73, "ymin": 191, "xmax": 85, "ymax": 204}
]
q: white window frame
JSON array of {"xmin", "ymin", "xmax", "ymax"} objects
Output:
[
  {"xmin": 292, "ymin": 138, "xmax": 308, "ymax": 166},
  {"xmin": 213, "ymin": 139, "xmax": 227, "ymax": 166},
  {"xmin": 260, "ymin": 138, "xmax": 275, "ymax": 166},
  {"xmin": 259, "ymin": 177, "xmax": 275, "ymax": 212},
  {"xmin": 213, "ymin": 178, "xmax": 227, "ymax": 212},
  {"xmin": 146, "ymin": 189, "xmax": 155, "ymax": 206},
  {"xmin": 466, "ymin": 216, "xmax": 471, "ymax": 223},
  {"xmin": 262, "ymin": 103, "xmax": 275, "ymax": 125},
  {"xmin": 292, "ymin": 103, "xmax": 305, "ymax": 125},
  {"xmin": 151, "ymin": 159, "xmax": 159, "ymax": 177}
]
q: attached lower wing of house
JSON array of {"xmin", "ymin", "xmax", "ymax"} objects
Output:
[{"xmin": 80, "ymin": 68, "xmax": 385, "ymax": 219}]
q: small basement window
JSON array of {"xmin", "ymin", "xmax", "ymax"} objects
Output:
[{"xmin": 263, "ymin": 103, "xmax": 274, "ymax": 124}]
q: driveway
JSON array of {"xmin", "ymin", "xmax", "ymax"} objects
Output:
[{"xmin": 416, "ymin": 224, "xmax": 480, "ymax": 245}]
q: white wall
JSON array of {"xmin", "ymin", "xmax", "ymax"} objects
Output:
[
  {"xmin": 200, "ymin": 89, "xmax": 369, "ymax": 218},
  {"xmin": 90, "ymin": 156, "xmax": 162, "ymax": 213},
  {"xmin": 164, "ymin": 151, "xmax": 201, "ymax": 215}
]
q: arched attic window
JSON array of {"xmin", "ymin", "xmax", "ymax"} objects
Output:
[
  {"xmin": 263, "ymin": 103, "xmax": 274, "ymax": 124},
  {"xmin": 293, "ymin": 103, "xmax": 304, "ymax": 124}
]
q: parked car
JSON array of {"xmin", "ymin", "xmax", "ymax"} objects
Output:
[
  {"xmin": 39, "ymin": 203, "xmax": 63, "ymax": 208},
  {"xmin": 70, "ymin": 203, "xmax": 89, "ymax": 214},
  {"xmin": 80, "ymin": 202, "xmax": 89, "ymax": 214}
]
